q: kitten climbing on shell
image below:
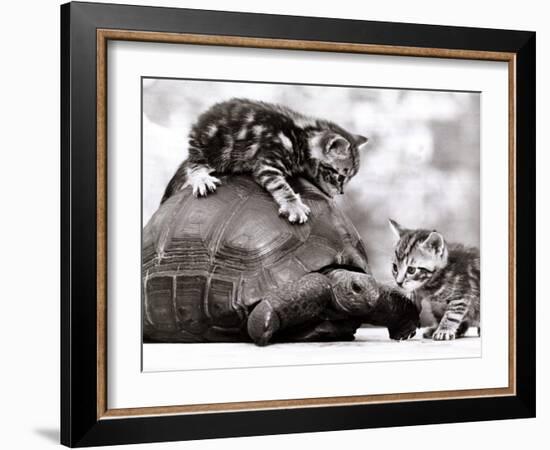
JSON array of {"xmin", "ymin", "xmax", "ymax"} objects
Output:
[{"xmin": 161, "ymin": 98, "xmax": 368, "ymax": 223}]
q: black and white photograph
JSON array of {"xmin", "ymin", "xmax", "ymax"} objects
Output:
[{"xmin": 141, "ymin": 78, "xmax": 481, "ymax": 371}]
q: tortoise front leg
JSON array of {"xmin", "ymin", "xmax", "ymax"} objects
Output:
[
  {"xmin": 276, "ymin": 319, "xmax": 362, "ymax": 343},
  {"xmin": 247, "ymin": 273, "xmax": 333, "ymax": 346}
]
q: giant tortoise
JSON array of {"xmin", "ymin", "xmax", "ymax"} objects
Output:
[{"xmin": 143, "ymin": 175, "xmax": 418, "ymax": 345}]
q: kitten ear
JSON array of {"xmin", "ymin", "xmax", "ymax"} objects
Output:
[
  {"xmin": 388, "ymin": 219, "xmax": 405, "ymax": 239},
  {"xmin": 422, "ymin": 231, "xmax": 446, "ymax": 256},
  {"xmin": 354, "ymin": 134, "xmax": 369, "ymax": 149},
  {"xmin": 326, "ymin": 135, "xmax": 350, "ymax": 158}
]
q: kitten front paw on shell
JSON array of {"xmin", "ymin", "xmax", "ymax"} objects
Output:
[
  {"xmin": 432, "ymin": 328, "xmax": 456, "ymax": 341},
  {"xmin": 190, "ymin": 173, "xmax": 221, "ymax": 197},
  {"xmin": 278, "ymin": 197, "xmax": 311, "ymax": 224}
]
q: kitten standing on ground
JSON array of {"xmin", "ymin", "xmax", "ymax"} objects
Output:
[
  {"xmin": 161, "ymin": 98, "xmax": 368, "ymax": 223},
  {"xmin": 388, "ymin": 219, "xmax": 480, "ymax": 340}
]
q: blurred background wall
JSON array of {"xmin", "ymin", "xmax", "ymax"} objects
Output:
[{"xmin": 143, "ymin": 78, "xmax": 480, "ymax": 283}]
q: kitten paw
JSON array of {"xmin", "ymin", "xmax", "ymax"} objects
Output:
[
  {"xmin": 278, "ymin": 197, "xmax": 311, "ymax": 224},
  {"xmin": 433, "ymin": 329, "xmax": 456, "ymax": 341},
  {"xmin": 189, "ymin": 173, "xmax": 221, "ymax": 197}
]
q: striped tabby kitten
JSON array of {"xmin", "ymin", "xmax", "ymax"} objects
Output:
[
  {"xmin": 161, "ymin": 98, "xmax": 368, "ymax": 223},
  {"xmin": 388, "ymin": 219, "xmax": 480, "ymax": 340}
]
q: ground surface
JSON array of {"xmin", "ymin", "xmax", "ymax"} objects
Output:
[{"xmin": 143, "ymin": 327, "xmax": 481, "ymax": 372}]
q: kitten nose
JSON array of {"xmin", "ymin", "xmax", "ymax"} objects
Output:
[{"xmin": 396, "ymin": 281, "xmax": 404, "ymax": 288}]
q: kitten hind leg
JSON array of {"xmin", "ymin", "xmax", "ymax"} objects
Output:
[{"xmin": 187, "ymin": 164, "xmax": 221, "ymax": 197}]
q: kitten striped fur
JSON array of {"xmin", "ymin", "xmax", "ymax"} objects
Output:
[
  {"xmin": 388, "ymin": 219, "xmax": 480, "ymax": 340},
  {"xmin": 161, "ymin": 98, "xmax": 368, "ymax": 223}
]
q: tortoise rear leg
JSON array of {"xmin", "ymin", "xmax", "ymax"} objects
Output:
[{"xmin": 247, "ymin": 273, "xmax": 333, "ymax": 346}]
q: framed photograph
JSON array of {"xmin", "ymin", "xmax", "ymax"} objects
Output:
[{"xmin": 61, "ymin": 1, "xmax": 535, "ymax": 447}]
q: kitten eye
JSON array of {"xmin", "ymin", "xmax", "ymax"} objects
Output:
[
  {"xmin": 406, "ymin": 266, "xmax": 416, "ymax": 275},
  {"xmin": 392, "ymin": 263, "xmax": 398, "ymax": 273}
]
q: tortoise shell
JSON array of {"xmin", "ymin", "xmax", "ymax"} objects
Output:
[{"xmin": 142, "ymin": 175, "xmax": 369, "ymax": 342}]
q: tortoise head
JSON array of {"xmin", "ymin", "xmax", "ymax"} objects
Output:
[
  {"xmin": 364, "ymin": 286, "xmax": 420, "ymax": 340},
  {"xmin": 325, "ymin": 268, "xmax": 380, "ymax": 315}
]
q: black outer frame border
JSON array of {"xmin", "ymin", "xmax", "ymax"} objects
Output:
[{"xmin": 60, "ymin": 1, "xmax": 536, "ymax": 447}]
